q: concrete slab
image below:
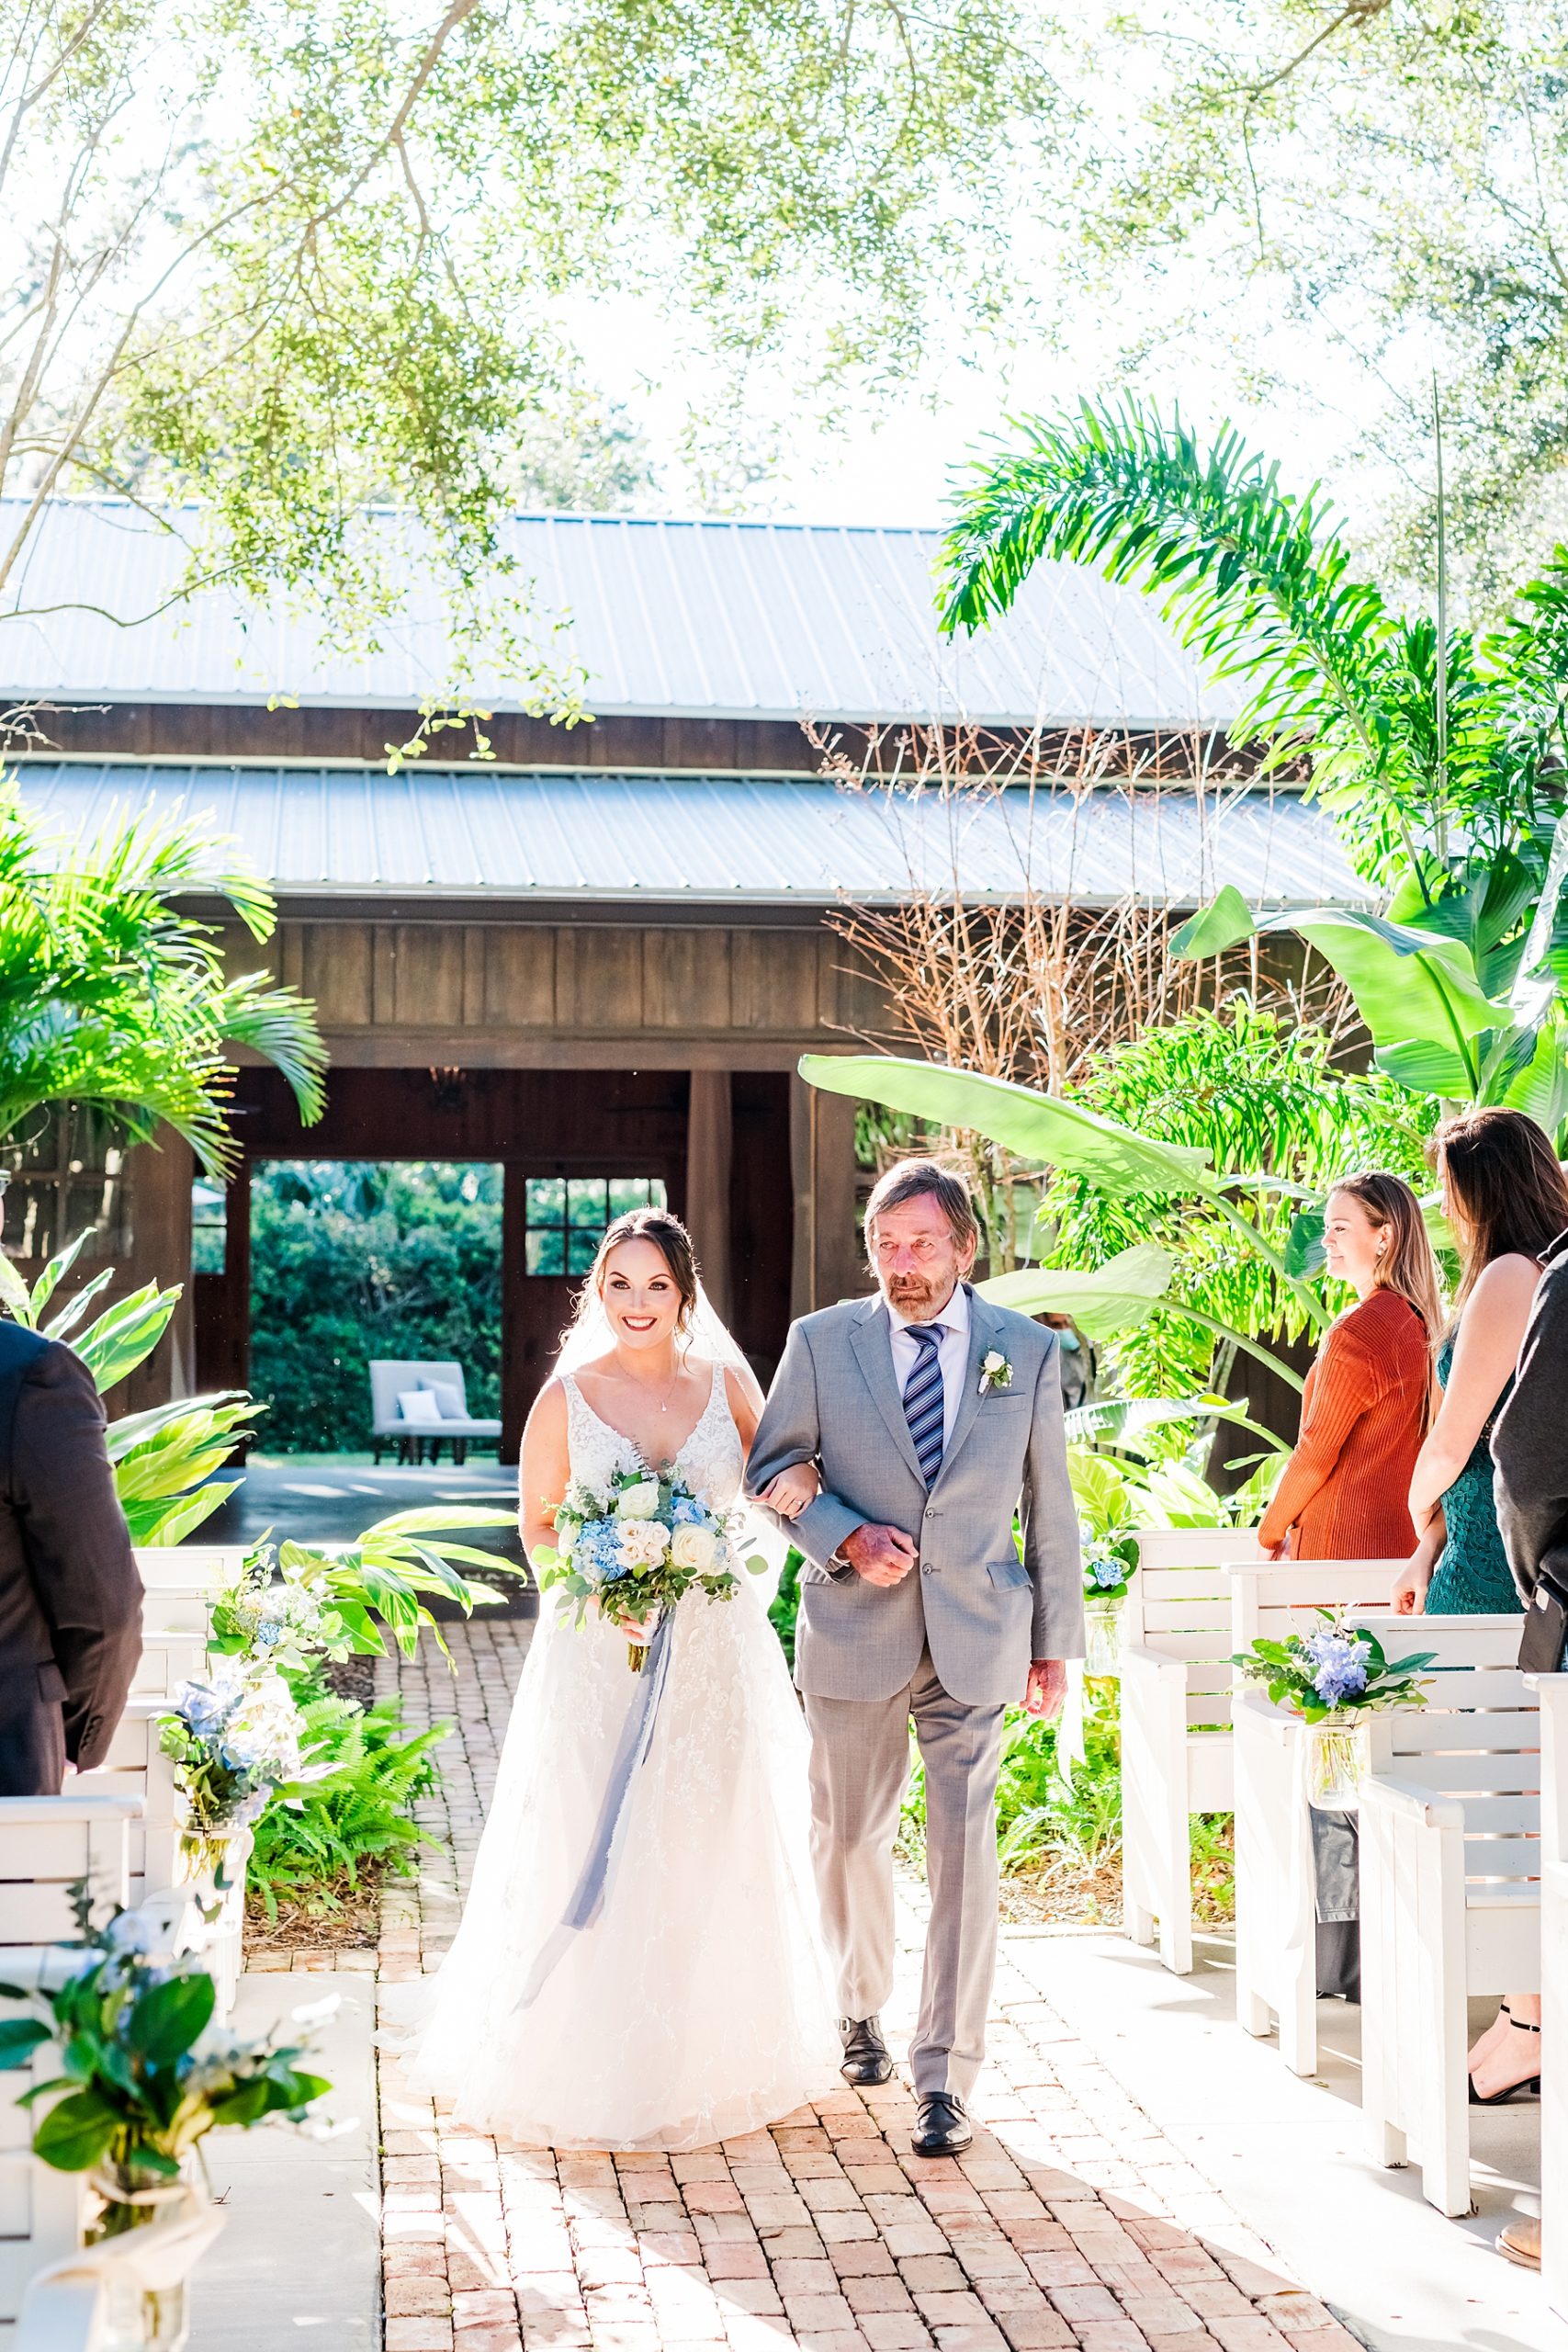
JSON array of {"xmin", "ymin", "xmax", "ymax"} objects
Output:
[
  {"xmin": 1007, "ymin": 1928, "xmax": 1554, "ymax": 2352},
  {"xmin": 187, "ymin": 1972, "xmax": 380, "ymax": 2351}
]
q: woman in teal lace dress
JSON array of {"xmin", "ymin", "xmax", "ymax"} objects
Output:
[{"xmin": 1396, "ymin": 1109, "xmax": 1568, "ymax": 2103}]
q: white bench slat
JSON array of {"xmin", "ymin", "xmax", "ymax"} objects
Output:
[{"xmin": 132, "ymin": 1547, "xmax": 242, "ymax": 1591}]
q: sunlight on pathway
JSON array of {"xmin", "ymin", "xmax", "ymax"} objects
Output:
[{"xmin": 355, "ymin": 1623, "xmax": 1357, "ymax": 2352}]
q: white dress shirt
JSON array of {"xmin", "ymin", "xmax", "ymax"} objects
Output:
[{"xmin": 886, "ymin": 1282, "xmax": 971, "ymax": 1453}]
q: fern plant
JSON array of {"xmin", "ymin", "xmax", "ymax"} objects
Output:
[{"xmin": 249, "ymin": 1692, "xmax": 448, "ymax": 1918}]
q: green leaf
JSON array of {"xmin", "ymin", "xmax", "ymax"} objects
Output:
[
  {"xmin": 1168, "ymin": 885, "xmax": 1256, "ymax": 959},
  {"xmin": 1373, "ymin": 1039, "xmax": 1475, "ymax": 1094},
  {"xmin": 126, "ymin": 1971, "xmax": 216, "ymax": 2066},
  {"xmin": 32, "ymin": 2087, "xmax": 122, "ymax": 2172},
  {"xmin": 1283, "ymin": 1209, "xmax": 1325, "ymax": 1277},
  {"xmin": 980, "ymin": 1244, "xmax": 1176, "ymax": 1340},
  {"xmin": 28, "ymin": 1227, "xmax": 94, "ymax": 1324},
  {"xmin": 67, "ymin": 1283, "xmax": 182, "ymax": 1395},
  {"xmin": 799, "ymin": 1055, "xmax": 1213, "ymax": 1196},
  {"xmin": 1252, "ymin": 906, "xmax": 1506, "ymax": 1069},
  {"xmin": 0, "ymin": 2017, "xmax": 51, "ymax": 2068}
]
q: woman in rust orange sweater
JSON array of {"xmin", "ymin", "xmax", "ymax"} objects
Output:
[{"xmin": 1259, "ymin": 1172, "xmax": 1441, "ymax": 1562}]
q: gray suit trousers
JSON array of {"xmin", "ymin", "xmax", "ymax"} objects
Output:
[{"xmin": 805, "ymin": 1647, "xmax": 1006, "ymax": 2100}]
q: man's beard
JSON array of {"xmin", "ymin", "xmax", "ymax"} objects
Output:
[{"xmin": 886, "ymin": 1272, "xmax": 949, "ymax": 1317}]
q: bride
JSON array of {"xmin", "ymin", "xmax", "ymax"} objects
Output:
[{"xmin": 392, "ymin": 1205, "xmax": 840, "ymax": 2150}]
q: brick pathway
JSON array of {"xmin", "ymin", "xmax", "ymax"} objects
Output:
[{"xmin": 358, "ymin": 1623, "xmax": 1359, "ymax": 2352}]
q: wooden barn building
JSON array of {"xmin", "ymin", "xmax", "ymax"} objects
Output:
[{"xmin": 6, "ymin": 506, "xmax": 1358, "ymax": 1450}]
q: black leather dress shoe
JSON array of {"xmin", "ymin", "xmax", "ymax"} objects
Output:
[
  {"xmin": 910, "ymin": 2091, "xmax": 973, "ymax": 2156},
  {"xmin": 839, "ymin": 2016, "xmax": 894, "ymax": 2086}
]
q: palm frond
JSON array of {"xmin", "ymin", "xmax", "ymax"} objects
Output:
[{"xmin": 940, "ymin": 398, "xmax": 1393, "ymax": 763}]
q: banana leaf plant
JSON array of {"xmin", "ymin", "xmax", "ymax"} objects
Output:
[
  {"xmin": 939, "ymin": 397, "xmax": 1568, "ymax": 1130},
  {"xmin": 0, "ymin": 1227, "xmax": 258, "ymax": 1543},
  {"xmin": 210, "ymin": 1507, "xmax": 517, "ymax": 1673},
  {"xmin": 802, "ymin": 1050, "xmax": 1321, "ymax": 1393}
]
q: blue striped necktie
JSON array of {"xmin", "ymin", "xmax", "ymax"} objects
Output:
[{"xmin": 902, "ymin": 1323, "xmax": 945, "ymax": 1487}]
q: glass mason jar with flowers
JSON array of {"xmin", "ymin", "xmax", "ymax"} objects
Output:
[
  {"xmin": 1080, "ymin": 1536, "xmax": 1139, "ymax": 1676},
  {"xmin": 0, "ymin": 1889, "xmax": 329, "ymax": 2349},
  {"xmin": 1233, "ymin": 1611, "xmax": 1435, "ymax": 1808}
]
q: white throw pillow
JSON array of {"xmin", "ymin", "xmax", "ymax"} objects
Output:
[
  {"xmin": 398, "ymin": 1388, "xmax": 443, "ymax": 1425},
  {"xmin": 425, "ymin": 1380, "xmax": 466, "ymax": 1419}
]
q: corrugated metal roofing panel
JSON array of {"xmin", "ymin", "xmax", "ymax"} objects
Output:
[
  {"xmin": 0, "ymin": 503, "xmax": 1239, "ymax": 728},
  {"xmin": 12, "ymin": 762, "xmax": 1363, "ymax": 907}
]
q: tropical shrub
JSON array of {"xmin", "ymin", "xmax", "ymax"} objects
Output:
[
  {"xmin": 0, "ymin": 783, "xmax": 323, "ymax": 1168},
  {"xmin": 249, "ymin": 1161, "xmax": 502, "ymax": 1453},
  {"xmin": 942, "ymin": 399, "xmax": 1568, "ymax": 1130},
  {"xmin": 0, "ymin": 1226, "xmax": 258, "ymax": 1543}
]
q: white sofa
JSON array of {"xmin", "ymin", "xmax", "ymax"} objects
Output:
[{"xmin": 368, "ymin": 1358, "xmax": 502, "ymax": 1464}]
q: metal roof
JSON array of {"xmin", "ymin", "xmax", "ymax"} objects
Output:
[
  {"xmin": 0, "ymin": 502, "xmax": 1238, "ymax": 729},
  {"xmin": 14, "ymin": 762, "xmax": 1362, "ymax": 907}
]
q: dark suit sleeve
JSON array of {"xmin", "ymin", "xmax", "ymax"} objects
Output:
[
  {"xmin": 1492, "ymin": 1260, "xmax": 1568, "ymax": 1605},
  {"xmin": 13, "ymin": 1341, "xmax": 142, "ymax": 1770}
]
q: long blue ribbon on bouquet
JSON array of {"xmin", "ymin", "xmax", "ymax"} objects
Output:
[{"xmin": 516, "ymin": 1609, "xmax": 675, "ymax": 2008}]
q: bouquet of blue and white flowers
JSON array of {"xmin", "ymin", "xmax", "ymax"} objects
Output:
[
  {"xmin": 536, "ymin": 1464, "xmax": 764, "ymax": 1669},
  {"xmin": 1233, "ymin": 1609, "xmax": 1435, "ymax": 1724},
  {"xmin": 159, "ymin": 1665, "xmax": 320, "ymax": 1833}
]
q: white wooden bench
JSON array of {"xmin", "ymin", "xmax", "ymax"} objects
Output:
[
  {"xmin": 1230, "ymin": 1561, "xmax": 1405, "ymax": 2073},
  {"xmin": 1360, "ymin": 1617, "xmax": 1540, "ymax": 2216},
  {"xmin": 1122, "ymin": 1529, "xmax": 1264, "ymax": 1974},
  {"xmin": 0, "ymin": 1795, "xmax": 142, "ymax": 2337},
  {"xmin": 130, "ymin": 1548, "xmax": 236, "ymax": 1700},
  {"xmin": 1537, "ymin": 1672, "xmax": 1566, "ymax": 2326},
  {"xmin": 74, "ymin": 1707, "xmax": 180, "ymax": 1916}
]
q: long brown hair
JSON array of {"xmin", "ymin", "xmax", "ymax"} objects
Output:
[
  {"xmin": 1431, "ymin": 1109, "xmax": 1568, "ymax": 1306},
  {"xmin": 1328, "ymin": 1170, "xmax": 1444, "ymax": 1345}
]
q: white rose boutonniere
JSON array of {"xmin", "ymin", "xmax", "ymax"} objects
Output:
[{"xmin": 978, "ymin": 1350, "xmax": 1013, "ymax": 1396}]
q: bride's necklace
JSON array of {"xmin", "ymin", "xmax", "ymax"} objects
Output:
[{"xmin": 618, "ymin": 1357, "xmax": 683, "ymax": 1415}]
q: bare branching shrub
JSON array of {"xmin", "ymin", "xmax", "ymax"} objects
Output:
[{"xmin": 816, "ymin": 721, "xmax": 1357, "ymax": 1266}]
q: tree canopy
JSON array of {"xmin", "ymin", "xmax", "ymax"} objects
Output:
[
  {"xmin": 0, "ymin": 0, "xmax": 1053, "ymax": 709},
  {"xmin": 1057, "ymin": 0, "xmax": 1568, "ymax": 605}
]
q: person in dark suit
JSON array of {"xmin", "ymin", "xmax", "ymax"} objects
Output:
[{"xmin": 0, "ymin": 1316, "xmax": 142, "ymax": 1794}]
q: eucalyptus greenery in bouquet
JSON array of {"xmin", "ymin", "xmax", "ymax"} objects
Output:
[
  {"xmin": 1234, "ymin": 1610, "xmax": 1435, "ymax": 1724},
  {"xmin": 0, "ymin": 1888, "xmax": 329, "ymax": 2232},
  {"xmin": 537, "ymin": 1464, "xmax": 764, "ymax": 1668}
]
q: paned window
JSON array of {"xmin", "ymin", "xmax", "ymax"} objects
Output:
[{"xmin": 524, "ymin": 1176, "xmax": 668, "ymax": 1276}]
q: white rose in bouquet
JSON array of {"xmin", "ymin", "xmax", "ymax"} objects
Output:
[
  {"xmin": 615, "ymin": 1480, "xmax": 662, "ymax": 1521},
  {"xmin": 670, "ymin": 1522, "xmax": 717, "ymax": 1572},
  {"xmin": 617, "ymin": 1520, "xmax": 671, "ymax": 1569}
]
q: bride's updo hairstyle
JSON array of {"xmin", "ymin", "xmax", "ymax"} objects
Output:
[{"xmin": 576, "ymin": 1207, "xmax": 700, "ymax": 1337}]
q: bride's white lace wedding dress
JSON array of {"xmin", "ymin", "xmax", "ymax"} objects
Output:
[{"xmin": 392, "ymin": 1363, "xmax": 840, "ymax": 2150}]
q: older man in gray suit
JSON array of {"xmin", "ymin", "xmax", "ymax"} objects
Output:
[{"xmin": 749, "ymin": 1159, "xmax": 1082, "ymax": 2156}]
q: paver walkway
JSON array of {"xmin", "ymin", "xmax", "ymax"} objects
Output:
[{"xmin": 357, "ymin": 1622, "xmax": 1359, "ymax": 2352}]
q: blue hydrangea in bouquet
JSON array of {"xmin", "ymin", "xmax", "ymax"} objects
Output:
[
  {"xmin": 1234, "ymin": 1608, "xmax": 1435, "ymax": 1724},
  {"xmin": 536, "ymin": 1464, "xmax": 765, "ymax": 1669}
]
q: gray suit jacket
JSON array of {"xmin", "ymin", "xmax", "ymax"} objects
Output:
[{"xmin": 747, "ymin": 1286, "xmax": 1084, "ymax": 1706}]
